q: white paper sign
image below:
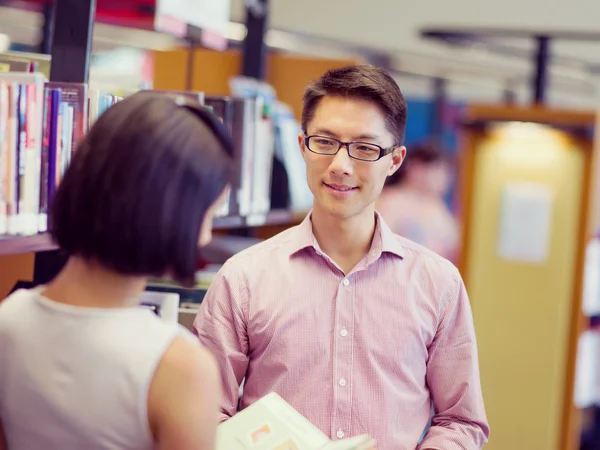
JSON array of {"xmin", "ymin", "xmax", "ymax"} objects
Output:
[
  {"xmin": 497, "ymin": 181, "xmax": 554, "ymax": 264},
  {"xmin": 582, "ymin": 237, "xmax": 600, "ymax": 316},
  {"xmin": 574, "ymin": 331, "xmax": 600, "ymax": 408}
]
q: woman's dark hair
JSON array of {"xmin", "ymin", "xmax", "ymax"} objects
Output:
[
  {"xmin": 50, "ymin": 91, "xmax": 234, "ymax": 287},
  {"xmin": 302, "ymin": 64, "xmax": 407, "ymax": 145}
]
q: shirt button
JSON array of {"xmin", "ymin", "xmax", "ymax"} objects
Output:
[
  {"xmin": 340, "ymin": 328, "xmax": 348, "ymax": 337},
  {"xmin": 337, "ymin": 429, "xmax": 345, "ymax": 439},
  {"xmin": 339, "ymin": 378, "xmax": 347, "ymax": 387},
  {"xmin": 342, "ymin": 278, "xmax": 350, "ymax": 286}
]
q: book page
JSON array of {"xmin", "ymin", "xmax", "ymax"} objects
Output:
[{"xmin": 217, "ymin": 392, "xmax": 332, "ymax": 450}]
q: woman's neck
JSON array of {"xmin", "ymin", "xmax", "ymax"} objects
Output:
[{"xmin": 41, "ymin": 256, "xmax": 147, "ymax": 309}]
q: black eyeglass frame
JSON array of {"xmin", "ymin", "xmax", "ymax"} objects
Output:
[{"xmin": 303, "ymin": 134, "xmax": 397, "ymax": 162}]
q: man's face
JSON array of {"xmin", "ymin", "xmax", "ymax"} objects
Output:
[{"xmin": 299, "ymin": 95, "xmax": 405, "ymax": 220}]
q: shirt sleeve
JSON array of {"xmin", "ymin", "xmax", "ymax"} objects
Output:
[
  {"xmin": 193, "ymin": 261, "xmax": 249, "ymax": 422},
  {"xmin": 418, "ymin": 269, "xmax": 490, "ymax": 450}
]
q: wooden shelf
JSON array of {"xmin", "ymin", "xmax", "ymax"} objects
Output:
[
  {"xmin": 213, "ymin": 209, "xmax": 307, "ymax": 229},
  {"xmin": 0, "ymin": 209, "xmax": 308, "ymax": 256},
  {"xmin": 0, "ymin": 234, "xmax": 56, "ymax": 256}
]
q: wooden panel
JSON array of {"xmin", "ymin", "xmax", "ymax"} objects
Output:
[
  {"xmin": 458, "ymin": 109, "xmax": 596, "ymax": 450},
  {"xmin": 152, "ymin": 47, "xmax": 189, "ymax": 91},
  {"xmin": 465, "ymin": 105, "xmax": 596, "ymax": 127},
  {"xmin": 152, "ymin": 48, "xmax": 361, "ymax": 120},
  {"xmin": 190, "ymin": 49, "xmax": 241, "ymax": 96},
  {"xmin": 562, "ymin": 134, "xmax": 594, "ymax": 450},
  {"xmin": 152, "ymin": 47, "xmax": 241, "ymax": 95},
  {"xmin": 456, "ymin": 128, "xmax": 479, "ymax": 281},
  {"xmin": 266, "ymin": 53, "xmax": 362, "ymax": 121},
  {"xmin": 0, "ymin": 253, "xmax": 34, "ymax": 299}
]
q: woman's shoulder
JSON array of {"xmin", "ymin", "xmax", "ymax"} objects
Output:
[{"xmin": 0, "ymin": 289, "xmax": 37, "ymax": 320}]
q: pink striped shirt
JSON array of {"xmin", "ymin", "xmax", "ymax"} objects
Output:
[{"xmin": 194, "ymin": 212, "xmax": 489, "ymax": 450}]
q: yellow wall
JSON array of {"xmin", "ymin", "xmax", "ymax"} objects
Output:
[{"xmin": 466, "ymin": 123, "xmax": 585, "ymax": 450}]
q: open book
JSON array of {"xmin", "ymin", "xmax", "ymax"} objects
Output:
[{"xmin": 216, "ymin": 392, "xmax": 375, "ymax": 450}]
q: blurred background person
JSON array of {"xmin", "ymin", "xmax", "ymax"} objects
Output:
[{"xmin": 376, "ymin": 141, "xmax": 459, "ymax": 262}]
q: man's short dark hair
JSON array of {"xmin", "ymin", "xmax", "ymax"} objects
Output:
[
  {"xmin": 50, "ymin": 92, "xmax": 234, "ymax": 287},
  {"xmin": 301, "ymin": 64, "xmax": 407, "ymax": 145}
]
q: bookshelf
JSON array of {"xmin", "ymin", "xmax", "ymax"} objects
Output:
[
  {"xmin": 0, "ymin": 51, "xmax": 51, "ymax": 78},
  {"xmin": 0, "ymin": 0, "xmax": 316, "ymax": 298},
  {"xmin": 0, "ymin": 209, "xmax": 307, "ymax": 257}
]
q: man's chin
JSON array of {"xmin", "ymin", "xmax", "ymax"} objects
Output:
[{"xmin": 316, "ymin": 200, "xmax": 358, "ymax": 220}]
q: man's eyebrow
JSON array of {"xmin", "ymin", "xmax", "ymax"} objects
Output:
[
  {"xmin": 311, "ymin": 127, "xmax": 339, "ymax": 137},
  {"xmin": 311, "ymin": 128, "xmax": 382, "ymax": 143},
  {"xmin": 353, "ymin": 134, "xmax": 381, "ymax": 142}
]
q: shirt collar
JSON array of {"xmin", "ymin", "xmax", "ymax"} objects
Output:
[
  {"xmin": 288, "ymin": 210, "xmax": 405, "ymax": 260},
  {"xmin": 288, "ymin": 211, "xmax": 316, "ymax": 256},
  {"xmin": 374, "ymin": 211, "xmax": 405, "ymax": 259}
]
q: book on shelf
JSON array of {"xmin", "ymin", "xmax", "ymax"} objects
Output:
[
  {"xmin": 0, "ymin": 67, "xmax": 294, "ymax": 243},
  {"xmin": 217, "ymin": 392, "xmax": 375, "ymax": 450},
  {"xmin": 46, "ymin": 82, "xmax": 89, "ymax": 153},
  {"xmin": 0, "ymin": 71, "xmax": 127, "ymax": 238},
  {"xmin": 88, "ymin": 88, "xmax": 123, "ymax": 127},
  {"xmin": 205, "ymin": 95, "xmax": 275, "ymax": 220},
  {"xmin": 0, "ymin": 72, "xmax": 45, "ymax": 236}
]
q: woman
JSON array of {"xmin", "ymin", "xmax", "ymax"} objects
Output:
[
  {"xmin": 0, "ymin": 92, "xmax": 233, "ymax": 449},
  {"xmin": 376, "ymin": 141, "xmax": 459, "ymax": 262}
]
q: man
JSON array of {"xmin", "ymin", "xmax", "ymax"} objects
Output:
[
  {"xmin": 377, "ymin": 142, "xmax": 460, "ymax": 262},
  {"xmin": 194, "ymin": 65, "xmax": 489, "ymax": 450}
]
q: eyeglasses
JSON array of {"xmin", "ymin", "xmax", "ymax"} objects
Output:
[{"xmin": 304, "ymin": 135, "xmax": 396, "ymax": 162}]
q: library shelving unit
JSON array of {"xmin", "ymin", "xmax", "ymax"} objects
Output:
[
  {"xmin": 0, "ymin": 209, "xmax": 307, "ymax": 257},
  {"xmin": 0, "ymin": 0, "xmax": 312, "ymax": 296},
  {"xmin": 457, "ymin": 105, "xmax": 599, "ymax": 450},
  {"xmin": 0, "ymin": 234, "xmax": 54, "ymax": 257}
]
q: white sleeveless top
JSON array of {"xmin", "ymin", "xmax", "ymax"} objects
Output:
[{"xmin": 0, "ymin": 288, "xmax": 192, "ymax": 450}]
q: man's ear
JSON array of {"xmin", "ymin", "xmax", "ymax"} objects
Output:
[
  {"xmin": 388, "ymin": 146, "xmax": 406, "ymax": 176},
  {"xmin": 298, "ymin": 133, "xmax": 306, "ymax": 157}
]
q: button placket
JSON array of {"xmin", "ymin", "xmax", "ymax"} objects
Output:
[{"xmin": 332, "ymin": 273, "xmax": 354, "ymax": 440}]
